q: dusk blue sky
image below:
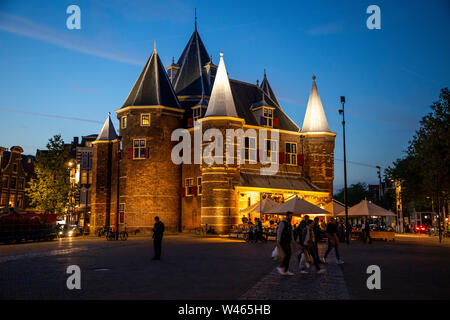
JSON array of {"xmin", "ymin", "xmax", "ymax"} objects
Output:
[{"xmin": 0, "ymin": 0, "xmax": 449, "ymax": 192}]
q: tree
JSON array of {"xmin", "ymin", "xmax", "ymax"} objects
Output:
[
  {"xmin": 334, "ymin": 182, "xmax": 369, "ymax": 207},
  {"xmin": 26, "ymin": 135, "xmax": 74, "ymax": 215},
  {"xmin": 386, "ymin": 88, "xmax": 450, "ymax": 240}
]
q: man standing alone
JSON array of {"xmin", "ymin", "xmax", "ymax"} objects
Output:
[
  {"xmin": 276, "ymin": 211, "xmax": 294, "ymax": 275},
  {"xmin": 152, "ymin": 216, "xmax": 165, "ymax": 260}
]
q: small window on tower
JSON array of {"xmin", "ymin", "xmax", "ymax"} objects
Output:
[
  {"xmin": 185, "ymin": 178, "xmax": 194, "ymax": 196},
  {"xmin": 141, "ymin": 114, "xmax": 150, "ymax": 126},
  {"xmin": 133, "ymin": 139, "xmax": 146, "ymax": 159},
  {"xmin": 121, "ymin": 116, "xmax": 127, "ymax": 129},
  {"xmin": 197, "ymin": 177, "xmax": 202, "ymax": 195}
]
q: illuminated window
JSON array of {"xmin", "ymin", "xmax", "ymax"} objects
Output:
[
  {"xmin": 265, "ymin": 139, "xmax": 277, "ymax": 163},
  {"xmin": 197, "ymin": 177, "xmax": 202, "ymax": 195},
  {"xmin": 141, "ymin": 114, "xmax": 150, "ymax": 126},
  {"xmin": 185, "ymin": 178, "xmax": 194, "ymax": 196},
  {"xmin": 262, "ymin": 107, "xmax": 273, "ymax": 127},
  {"xmin": 121, "ymin": 116, "xmax": 127, "ymax": 129},
  {"xmin": 81, "ymin": 172, "xmax": 88, "ymax": 184},
  {"xmin": 18, "ymin": 178, "xmax": 24, "ymax": 189},
  {"xmin": 119, "ymin": 203, "xmax": 125, "ymax": 213},
  {"xmin": 244, "ymin": 137, "xmax": 256, "ymax": 163},
  {"xmin": 133, "ymin": 139, "xmax": 146, "ymax": 159},
  {"xmin": 285, "ymin": 142, "xmax": 297, "ymax": 165}
]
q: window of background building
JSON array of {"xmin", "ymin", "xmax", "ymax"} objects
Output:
[
  {"xmin": 285, "ymin": 142, "xmax": 297, "ymax": 165},
  {"xmin": 10, "ymin": 178, "xmax": 16, "ymax": 189},
  {"xmin": 2, "ymin": 177, "xmax": 8, "ymax": 188},
  {"xmin": 13, "ymin": 163, "xmax": 18, "ymax": 173},
  {"xmin": 82, "ymin": 154, "xmax": 88, "ymax": 169},
  {"xmin": 18, "ymin": 178, "xmax": 24, "ymax": 189},
  {"xmin": 244, "ymin": 137, "xmax": 257, "ymax": 162},
  {"xmin": 0, "ymin": 194, "xmax": 8, "ymax": 206},
  {"xmin": 121, "ymin": 116, "xmax": 127, "ymax": 129},
  {"xmin": 9, "ymin": 194, "xmax": 15, "ymax": 207},
  {"xmin": 265, "ymin": 139, "xmax": 277, "ymax": 163},
  {"xmin": 119, "ymin": 203, "xmax": 125, "ymax": 213},
  {"xmin": 185, "ymin": 178, "xmax": 194, "ymax": 196},
  {"xmin": 140, "ymin": 114, "xmax": 150, "ymax": 126},
  {"xmin": 197, "ymin": 177, "xmax": 202, "ymax": 195},
  {"xmin": 17, "ymin": 194, "xmax": 23, "ymax": 208},
  {"xmin": 133, "ymin": 139, "xmax": 146, "ymax": 159},
  {"xmin": 81, "ymin": 172, "xmax": 87, "ymax": 184}
]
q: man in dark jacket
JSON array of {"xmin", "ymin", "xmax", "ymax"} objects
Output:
[
  {"xmin": 152, "ymin": 216, "xmax": 165, "ymax": 260},
  {"xmin": 276, "ymin": 211, "xmax": 294, "ymax": 275}
]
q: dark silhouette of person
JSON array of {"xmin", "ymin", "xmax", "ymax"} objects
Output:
[
  {"xmin": 152, "ymin": 216, "xmax": 165, "ymax": 260},
  {"xmin": 276, "ymin": 211, "xmax": 294, "ymax": 275}
]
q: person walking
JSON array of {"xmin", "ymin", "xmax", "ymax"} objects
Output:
[
  {"xmin": 312, "ymin": 217, "xmax": 323, "ymax": 263},
  {"xmin": 152, "ymin": 216, "xmax": 165, "ymax": 260},
  {"xmin": 323, "ymin": 217, "xmax": 344, "ymax": 264},
  {"xmin": 276, "ymin": 211, "xmax": 294, "ymax": 275},
  {"xmin": 299, "ymin": 220, "xmax": 325, "ymax": 274}
]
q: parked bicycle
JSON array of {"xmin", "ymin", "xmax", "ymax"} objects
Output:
[{"xmin": 103, "ymin": 226, "xmax": 128, "ymax": 241}]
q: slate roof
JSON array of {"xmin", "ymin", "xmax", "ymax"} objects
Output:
[
  {"xmin": 122, "ymin": 47, "xmax": 181, "ymax": 109},
  {"xmin": 239, "ymin": 173, "xmax": 323, "ymax": 193},
  {"xmin": 173, "ymin": 29, "xmax": 211, "ymax": 97},
  {"xmin": 260, "ymin": 71, "xmax": 280, "ymax": 107},
  {"xmin": 95, "ymin": 113, "xmax": 118, "ymax": 142},
  {"xmin": 229, "ymin": 79, "xmax": 299, "ymax": 132}
]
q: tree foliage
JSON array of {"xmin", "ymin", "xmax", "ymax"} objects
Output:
[
  {"xmin": 334, "ymin": 182, "xmax": 369, "ymax": 207},
  {"xmin": 386, "ymin": 88, "xmax": 450, "ymax": 214},
  {"xmin": 26, "ymin": 135, "xmax": 74, "ymax": 215}
]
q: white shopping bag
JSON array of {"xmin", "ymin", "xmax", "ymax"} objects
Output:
[{"xmin": 271, "ymin": 246, "xmax": 278, "ymax": 260}]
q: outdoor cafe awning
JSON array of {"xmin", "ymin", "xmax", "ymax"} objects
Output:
[
  {"xmin": 266, "ymin": 195, "xmax": 330, "ymax": 216},
  {"xmin": 335, "ymin": 199, "xmax": 396, "ymax": 217},
  {"xmin": 240, "ymin": 197, "xmax": 279, "ymax": 215}
]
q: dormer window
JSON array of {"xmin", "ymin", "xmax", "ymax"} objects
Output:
[
  {"xmin": 192, "ymin": 105, "xmax": 207, "ymax": 122},
  {"xmin": 140, "ymin": 114, "xmax": 150, "ymax": 126},
  {"xmin": 262, "ymin": 107, "xmax": 273, "ymax": 127}
]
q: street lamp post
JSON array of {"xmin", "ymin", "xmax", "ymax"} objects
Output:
[{"xmin": 339, "ymin": 96, "xmax": 350, "ymax": 244}]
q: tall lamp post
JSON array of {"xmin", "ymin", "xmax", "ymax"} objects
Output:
[{"xmin": 339, "ymin": 96, "xmax": 350, "ymax": 244}]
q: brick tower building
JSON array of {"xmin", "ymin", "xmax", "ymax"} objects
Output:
[{"xmin": 90, "ymin": 23, "xmax": 336, "ymax": 235}]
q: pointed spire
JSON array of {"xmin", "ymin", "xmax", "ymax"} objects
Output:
[
  {"xmin": 204, "ymin": 52, "xmax": 238, "ymax": 118},
  {"xmin": 95, "ymin": 113, "xmax": 118, "ymax": 142},
  {"xmin": 153, "ymin": 40, "xmax": 156, "ymax": 52},
  {"xmin": 301, "ymin": 75, "xmax": 330, "ymax": 132},
  {"xmin": 194, "ymin": 8, "xmax": 197, "ymax": 31},
  {"xmin": 122, "ymin": 48, "xmax": 180, "ymax": 108},
  {"xmin": 260, "ymin": 70, "xmax": 280, "ymax": 107},
  {"xmin": 173, "ymin": 24, "xmax": 210, "ymax": 96}
]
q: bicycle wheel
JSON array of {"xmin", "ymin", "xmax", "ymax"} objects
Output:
[{"xmin": 120, "ymin": 231, "xmax": 128, "ymax": 241}]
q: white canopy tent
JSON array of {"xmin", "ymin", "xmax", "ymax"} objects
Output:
[
  {"xmin": 266, "ymin": 196, "xmax": 330, "ymax": 216},
  {"xmin": 335, "ymin": 199, "xmax": 396, "ymax": 217}
]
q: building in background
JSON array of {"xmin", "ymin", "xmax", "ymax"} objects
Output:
[
  {"xmin": 0, "ymin": 146, "xmax": 35, "ymax": 211},
  {"xmin": 90, "ymin": 24, "xmax": 336, "ymax": 234}
]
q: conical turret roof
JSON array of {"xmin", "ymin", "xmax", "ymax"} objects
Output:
[
  {"xmin": 173, "ymin": 27, "xmax": 211, "ymax": 97},
  {"xmin": 122, "ymin": 46, "xmax": 180, "ymax": 108},
  {"xmin": 204, "ymin": 52, "xmax": 238, "ymax": 118},
  {"xmin": 260, "ymin": 70, "xmax": 280, "ymax": 107},
  {"xmin": 301, "ymin": 76, "xmax": 330, "ymax": 132},
  {"xmin": 95, "ymin": 113, "xmax": 118, "ymax": 142}
]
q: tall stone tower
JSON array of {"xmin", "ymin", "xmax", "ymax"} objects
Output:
[
  {"xmin": 200, "ymin": 53, "xmax": 242, "ymax": 234},
  {"xmin": 90, "ymin": 114, "xmax": 120, "ymax": 233},
  {"xmin": 115, "ymin": 45, "xmax": 184, "ymax": 233},
  {"xmin": 301, "ymin": 76, "xmax": 336, "ymax": 196}
]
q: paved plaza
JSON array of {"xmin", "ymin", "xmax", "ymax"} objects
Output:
[{"xmin": 0, "ymin": 234, "xmax": 449, "ymax": 300}]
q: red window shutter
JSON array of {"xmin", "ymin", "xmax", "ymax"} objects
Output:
[
  {"xmin": 145, "ymin": 147, "xmax": 149, "ymax": 158},
  {"xmin": 297, "ymin": 154, "xmax": 304, "ymax": 166},
  {"xmin": 119, "ymin": 212, "xmax": 125, "ymax": 224},
  {"xmin": 187, "ymin": 117, "xmax": 193, "ymax": 127},
  {"xmin": 273, "ymin": 117, "xmax": 279, "ymax": 128},
  {"xmin": 179, "ymin": 187, "xmax": 185, "ymax": 197},
  {"xmin": 127, "ymin": 147, "xmax": 133, "ymax": 159},
  {"xmin": 192, "ymin": 186, "xmax": 198, "ymax": 196},
  {"xmin": 279, "ymin": 152, "xmax": 285, "ymax": 164}
]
